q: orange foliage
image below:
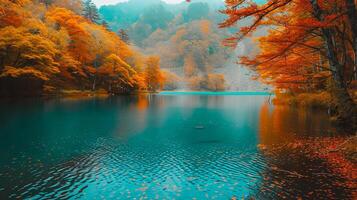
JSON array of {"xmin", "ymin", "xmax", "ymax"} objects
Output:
[
  {"xmin": 46, "ymin": 7, "xmax": 94, "ymax": 64},
  {"xmin": 145, "ymin": 56, "xmax": 165, "ymax": 92},
  {"xmin": 207, "ymin": 73, "xmax": 225, "ymax": 91},
  {"xmin": 0, "ymin": 0, "xmax": 164, "ymax": 95},
  {"xmin": 0, "ymin": 66, "xmax": 48, "ymax": 81},
  {"xmin": 220, "ymin": 0, "xmax": 357, "ymax": 94},
  {"xmin": 0, "ymin": 0, "xmax": 28, "ymax": 27}
]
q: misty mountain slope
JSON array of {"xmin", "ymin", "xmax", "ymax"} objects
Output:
[
  {"xmin": 215, "ymin": 39, "xmax": 271, "ymax": 91},
  {"xmin": 99, "ymin": 0, "xmax": 268, "ymax": 91}
]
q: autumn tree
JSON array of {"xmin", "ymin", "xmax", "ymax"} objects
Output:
[
  {"xmin": 0, "ymin": 26, "xmax": 60, "ymax": 95},
  {"xmin": 345, "ymin": 0, "xmax": 357, "ymax": 80},
  {"xmin": 220, "ymin": 0, "xmax": 357, "ymax": 124},
  {"xmin": 51, "ymin": 0, "xmax": 83, "ymax": 14},
  {"xmin": 145, "ymin": 56, "xmax": 164, "ymax": 92},
  {"xmin": 98, "ymin": 54, "xmax": 136, "ymax": 93},
  {"xmin": 46, "ymin": 7, "xmax": 95, "ymax": 64},
  {"xmin": 0, "ymin": 0, "xmax": 27, "ymax": 27},
  {"xmin": 207, "ymin": 74, "xmax": 225, "ymax": 91},
  {"xmin": 162, "ymin": 70, "xmax": 181, "ymax": 90},
  {"xmin": 0, "ymin": 0, "xmax": 155, "ymax": 96}
]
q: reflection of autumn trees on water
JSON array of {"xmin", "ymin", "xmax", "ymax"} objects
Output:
[
  {"xmin": 258, "ymin": 103, "xmax": 335, "ymax": 145},
  {"xmin": 257, "ymin": 103, "xmax": 355, "ymax": 199}
]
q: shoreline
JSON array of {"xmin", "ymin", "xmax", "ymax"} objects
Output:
[
  {"xmin": 0, "ymin": 89, "xmax": 160, "ymax": 99},
  {"xmin": 0, "ymin": 90, "xmax": 274, "ymax": 99}
]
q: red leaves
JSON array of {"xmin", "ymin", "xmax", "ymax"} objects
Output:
[{"xmin": 219, "ymin": 0, "xmax": 357, "ymax": 92}]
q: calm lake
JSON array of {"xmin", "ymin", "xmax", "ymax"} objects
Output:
[{"xmin": 0, "ymin": 92, "xmax": 354, "ymax": 199}]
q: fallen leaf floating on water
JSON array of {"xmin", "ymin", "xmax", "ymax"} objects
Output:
[
  {"xmin": 194, "ymin": 125, "xmax": 205, "ymax": 129},
  {"xmin": 257, "ymin": 144, "xmax": 267, "ymax": 150}
]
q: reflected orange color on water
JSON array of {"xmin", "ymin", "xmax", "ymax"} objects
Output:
[
  {"xmin": 258, "ymin": 102, "xmax": 336, "ymax": 146},
  {"xmin": 258, "ymin": 103, "xmax": 295, "ymax": 145},
  {"xmin": 258, "ymin": 102, "xmax": 356, "ymax": 199},
  {"xmin": 136, "ymin": 94, "xmax": 149, "ymax": 111}
]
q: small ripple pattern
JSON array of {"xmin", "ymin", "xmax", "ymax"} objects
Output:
[
  {"xmin": 1, "ymin": 137, "xmax": 268, "ymax": 199},
  {"xmin": 0, "ymin": 95, "xmax": 353, "ymax": 199},
  {"xmin": 2, "ymin": 137, "xmax": 352, "ymax": 199}
]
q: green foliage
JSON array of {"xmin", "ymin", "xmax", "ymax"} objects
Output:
[
  {"xmin": 83, "ymin": 0, "xmax": 100, "ymax": 24},
  {"xmin": 118, "ymin": 29, "xmax": 130, "ymax": 44}
]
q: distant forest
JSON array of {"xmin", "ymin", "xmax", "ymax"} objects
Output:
[{"xmin": 100, "ymin": 0, "xmax": 236, "ymax": 91}]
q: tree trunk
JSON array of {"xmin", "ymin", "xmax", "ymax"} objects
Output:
[
  {"xmin": 345, "ymin": 0, "xmax": 357, "ymax": 80},
  {"xmin": 92, "ymin": 77, "xmax": 96, "ymax": 91},
  {"xmin": 310, "ymin": 0, "xmax": 356, "ymax": 126}
]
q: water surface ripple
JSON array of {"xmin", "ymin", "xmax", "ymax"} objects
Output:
[{"xmin": 0, "ymin": 94, "xmax": 354, "ymax": 199}]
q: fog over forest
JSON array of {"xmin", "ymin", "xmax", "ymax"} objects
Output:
[{"xmin": 100, "ymin": 0, "xmax": 269, "ymax": 91}]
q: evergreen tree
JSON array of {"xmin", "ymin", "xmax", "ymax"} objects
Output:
[
  {"xmin": 101, "ymin": 20, "xmax": 110, "ymax": 31},
  {"xmin": 83, "ymin": 0, "xmax": 100, "ymax": 24},
  {"xmin": 118, "ymin": 29, "xmax": 130, "ymax": 44},
  {"xmin": 39, "ymin": 0, "xmax": 53, "ymax": 7}
]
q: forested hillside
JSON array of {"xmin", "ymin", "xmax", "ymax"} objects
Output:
[
  {"xmin": 100, "ymin": 0, "xmax": 239, "ymax": 91},
  {"xmin": 0, "ymin": 0, "xmax": 165, "ymax": 96}
]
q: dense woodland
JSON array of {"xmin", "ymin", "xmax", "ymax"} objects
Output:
[
  {"xmin": 220, "ymin": 0, "xmax": 357, "ymax": 125},
  {"xmin": 100, "ymin": 0, "xmax": 234, "ymax": 91},
  {"xmin": 0, "ymin": 0, "xmax": 356, "ymax": 125},
  {"xmin": 0, "ymin": 0, "xmax": 165, "ymax": 96}
]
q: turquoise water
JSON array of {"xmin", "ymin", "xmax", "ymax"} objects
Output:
[
  {"xmin": 0, "ymin": 93, "xmax": 354, "ymax": 199},
  {"xmin": 159, "ymin": 91, "xmax": 272, "ymax": 96}
]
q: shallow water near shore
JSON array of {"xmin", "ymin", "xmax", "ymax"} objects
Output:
[{"xmin": 0, "ymin": 93, "xmax": 355, "ymax": 199}]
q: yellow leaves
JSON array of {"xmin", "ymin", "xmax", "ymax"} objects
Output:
[
  {"xmin": 0, "ymin": 0, "xmax": 152, "ymax": 94},
  {"xmin": 51, "ymin": 0, "xmax": 83, "ymax": 14},
  {"xmin": 85, "ymin": 23, "xmax": 133, "ymax": 61},
  {"xmin": 0, "ymin": 0, "xmax": 27, "ymax": 27},
  {"xmin": 161, "ymin": 69, "xmax": 181, "ymax": 90},
  {"xmin": 58, "ymin": 53, "xmax": 86, "ymax": 80},
  {"xmin": 84, "ymin": 66, "xmax": 97, "ymax": 75},
  {"xmin": 47, "ymin": 7, "xmax": 134, "ymax": 65},
  {"xmin": 199, "ymin": 20, "xmax": 211, "ymax": 35},
  {"xmin": 145, "ymin": 56, "xmax": 164, "ymax": 91},
  {"xmin": 0, "ymin": 26, "xmax": 60, "ymax": 74},
  {"xmin": 46, "ymin": 7, "xmax": 94, "ymax": 63},
  {"xmin": 184, "ymin": 54, "xmax": 197, "ymax": 77},
  {"xmin": 132, "ymin": 73, "xmax": 147, "ymax": 91},
  {"xmin": 46, "ymin": 7, "xmax": 84, "ymax": 24},
  {"xmin": 0, "ymin": 66, "xmax": 49, "ymax": 81},
  {"xmin": 207, "ymin": 74, "xmax": 225, "ymax": 91},
  {"xmin": 171, "ymin": 28, "xmax": 186, "ymax": 43},
  {"xmin": 187, "ymin": 76, "xmax": 203, "ymax": 90},
  {"xmin": 98, "ymin": 54, "xmax": 137, "ymax": 87}
]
